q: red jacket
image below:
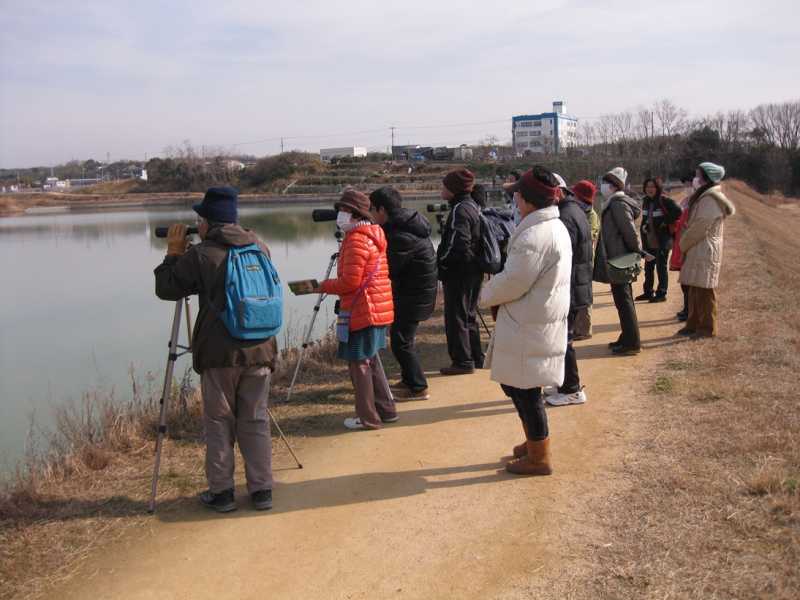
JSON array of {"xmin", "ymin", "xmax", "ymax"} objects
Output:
[
  {"xmin": 319, "ymin": 223, "xmax": 394, "ymax": 331},
  {"xmin": 669, "ymin": 206, "xmax": 690, "ymax": 271}
]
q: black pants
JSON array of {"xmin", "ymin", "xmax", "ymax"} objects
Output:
[
  {"xmin": 390, "ymin": 318, "xmax": 427, "ymax": 392},
  {"xmin": 611, "ymin": 283, "xmax": 641, "ymax": 349},
  {"xmin": 643, "ymin": 248, "xmax": 670, "ymax": 295},
  {"xmin": 560, "ymin": 309, "xmax": 580, "ymax": 393},
  {"xmin": 500, "ymin": 385, "xmax": 548, "ymax": 440},
  {"xmin": 681, "ymin": 284, "xmax": 689, "ymax": 314},
  {"xmin": 443, "ymin": 274, "xmax": 484, "ymax": 368}
]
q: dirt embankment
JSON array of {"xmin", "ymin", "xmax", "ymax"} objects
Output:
[{"xmin": 2, "ymin": 181, "xmax": 797, "ymax": 599}]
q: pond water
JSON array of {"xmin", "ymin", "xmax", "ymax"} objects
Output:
[{"xmin": 0, "ymin": 202, "xmax": 440, "ymax": 471}]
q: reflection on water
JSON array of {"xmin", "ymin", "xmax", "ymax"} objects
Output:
[{"xmin": 0, "ymin": 202, "xmax": 439, "ymax": 470}]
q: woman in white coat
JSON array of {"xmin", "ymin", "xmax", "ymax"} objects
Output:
[{"xmin": 481, "ymin": 167, "xmax": 572, "ymax": 475}]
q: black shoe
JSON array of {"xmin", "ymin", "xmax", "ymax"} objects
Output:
[
  {"xmin": 199, "ymin": 488, "xmax": 237, "ymax": 513},
  {"xmin": 650, "ymin": 293, "xmax": 667, "ymax": 303},
  {"xmin": 612, "ymin": 345, "xmax": 641, "ymax": 356},
  {"xmin": 607, "ymin": 340, "xmax": 623, "ymax": 349},
  {"xmin": 251, "ymin": 489, "xmax": 273, "ymax": 511},
  {"xmin": 676, "ymin": 327, "xmax": 695, "ymax": 336},
  {"xmin": 635, "ymin": 293, "xmax": 653, "ymax": 302},
  {"xmin": 676, "ymin": 310, "xmax": 688, "ymax": 322}
]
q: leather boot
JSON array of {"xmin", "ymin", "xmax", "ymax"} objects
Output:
[
  {"xmin": 506, "ymin": 438, "xmax": 553, "ymax": 476},
  {"xmin": 512, "ymin": 422, "xmax": 528, "ymax": 458}
]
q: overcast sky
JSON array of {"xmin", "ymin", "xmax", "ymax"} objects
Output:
[{"xmin": 1, "ymin": 0, "xmax": 798, "ymax": 168}]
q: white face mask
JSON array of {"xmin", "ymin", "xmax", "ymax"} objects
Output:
[
  {"xmin": 336, "ymin": 210, "xmax": 351, "ymax": 228},
  {"xmin": 692, "ymin": 176, "xmax": 702, "ymax": 190},
  {"xmin": 600, "ymin": 182, "xmax": 615, "ymax": 197}
]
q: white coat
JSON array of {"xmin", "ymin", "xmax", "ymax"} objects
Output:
[
  {"xmin": 479, "ymin": 205, "xmax": 572, "ymax": 389},
  {"xmin": 678, "ymin": 185, "xmax": 736, "ymax": 289}
]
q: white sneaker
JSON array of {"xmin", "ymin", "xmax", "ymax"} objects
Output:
[
  {"xmin": 545, "ymin": 389, "xmax": 587, "ymax": 406},
  {"xmin": 343, "ymin": 417, "xmax": 366, "ymax": 430},
  {"xmin": 542, "ymin": 386, "xmax": 559, "ymax": 396}
]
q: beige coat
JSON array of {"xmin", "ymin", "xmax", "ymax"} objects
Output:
[
  {"xmin": 478, "ymin": 206, "xmax": 572, "ymax": 389},
  {"xmin": 678, "ymin": 186, "xmax": 736, "ymax": 289}
]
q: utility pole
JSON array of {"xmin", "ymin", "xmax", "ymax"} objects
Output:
[
  {"xmin": 390, "ymin": 126, "xmax": 396, "ymax": 150},
  {"xmin": 280, "ymin": 137, "xmax": 284, "ymax": 153}
]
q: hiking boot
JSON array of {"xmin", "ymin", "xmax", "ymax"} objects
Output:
[
  {"xmin": 635, "ymin": 292, "xmax": 653, "ymax": 302},
  {"xmin": 199, "ymin": 488, "xmax": 237, "ymax": 513},
  {"xmin": 676, "ymin": 327, "xmax": 695, "ymax": 336},
  {"xmin": 251, "ymin": 489, "xmax": 273, "ymax": 511},
  {"xmin": 611, "ymin": 345, "xmax": 641, "ymax": 356},
  {"xmin": 439, "ymin": 365, "xmax": 475, "ymax": 376},
  {"xmin": 392, "ymin": 385, "xmax": 430, "ymax": 401},
  {"xmin": 546, "ymin": 388, "xmax": 587, "ymax": 407},
  {"xmin": 506, "ymin": 439, "xmax": 553, "ymax": 476},
  {"xmin": 650, "ymin": 292, "xmax": 667, "ymax": 303}
]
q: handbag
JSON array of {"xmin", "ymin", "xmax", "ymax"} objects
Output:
[
  {"xmin": 606, "ymin": 252, "xmax": 643, "ymax": 285},
  {"xmin": 335, "ymin": 256, "xmax": 382, "ymax": 344}
]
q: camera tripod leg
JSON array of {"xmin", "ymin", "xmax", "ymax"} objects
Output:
[
  {"xmin": 148, "ymin": 299, "xmax": 185, "ymax": 514},
  {"xmin": 477, "ymin": 308, "xmax": 491, "ymax": 338},
  {"xmin": 267, "ymin": 406, "xmax": 303, "ymax": 469},
  {"xmin": 284, "ymin": 252, "xmax": 338, "ymax": 404}
]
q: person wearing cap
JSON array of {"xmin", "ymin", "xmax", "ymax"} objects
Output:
[
  {"xmin": 481, "ymin": 166, "xmax": 572, "ymax": 475},
  {"xmin": 571, "ymin": 181, "xmax": 599, "ymax": 340},
  {"xmin": 545, "ymin": 174, "xmax": 592, "ymax": 407},
  {"xmin": 154, "ymin": 186, "xmax": 277, "ymax": 513},
  {"xmin": 368, "ymin": 186, "xmax": 437, "ymax": 401},
  {"xmin": 437, "ymin": 168, "xmax": 485, "ymax": 375},
  {"xmin": 316, "ymin": 189, "xmax": 397, "ymax": 429},
  {"xmin": 677, "ymin": 162, "xmax": 735, "ymax": 338},
  {"xmin": 593, "ymin": 167, "xmax": 643, "ymax": 355}
]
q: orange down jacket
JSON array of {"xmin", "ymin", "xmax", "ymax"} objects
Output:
[{"xmin": 319, "ymin": 223, "xmax": 394, "ymax": 331}]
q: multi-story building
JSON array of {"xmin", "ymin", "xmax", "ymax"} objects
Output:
[
  {"xmin": 512, "ymin": 101, "xmax": 578, "ymax": 155},
  {"xmin": 319, "ymin": 146, "xmax": 368, "ymax": 162}
]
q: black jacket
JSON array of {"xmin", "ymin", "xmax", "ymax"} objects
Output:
[
  {"xmin": 382, "ymin": 208, "xmax": 438, "ymax": 323},
  {"xmin": 436, "ymin": 195, "xmax": 481, "ymax": 280},
  {"xmin": 154, "ymin": 225, "xmax": 278, "ymax": 373},
  {"xmin": 640, "ymin": 194, "xmax": 682, "ymax": 251},
  {"xmin": 558, "ymin": 194, "xmax": 593, "ymax": 310}
]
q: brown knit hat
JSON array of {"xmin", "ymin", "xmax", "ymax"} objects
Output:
[
  {"xmin": 442, "ymin": 169, "xmax": 475, "ymax": 195},
  {"xmin": 335, "ymin": 188, "xmax": 372, "ymax": 220}
]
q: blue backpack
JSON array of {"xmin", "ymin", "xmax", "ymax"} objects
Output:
[{"xmin": 217, "ymin": 243, "xmax": 283, "ymax": 340}]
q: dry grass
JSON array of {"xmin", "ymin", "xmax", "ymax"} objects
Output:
[{"xmin": 535, "ymin": 181, "xmax": 800, "ymax": 599}]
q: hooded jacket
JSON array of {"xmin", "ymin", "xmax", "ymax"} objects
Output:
[
  {"xmin": 154, "ymin": 224, "xmax": 278, "ymax": 373},
  {"xmin": 678, "ymin": 184, "xmax": 735, "ymax": 289},
  {"xmin": 382, "ymin": 208, "xmax": 438, "ymax": 323},
  {"xmin": 436, "ymin": 194, "xmax": 481, "ymax": 279},
  {"xmin": 558, "ymin": 194, "xmax": 593, "ymax": 311},
  {"xmin": 593, "ymin": 191, "xmax": 642, "ymax": 284},
  {"xmin": 640, "ymin": 194, "xmax": 682, "ymax": 250},
  {"xmin": 319, "ymin": 223, "xmax": 394, "ymax": 331}
]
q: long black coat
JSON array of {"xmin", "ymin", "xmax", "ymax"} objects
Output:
[
  {"xmin": 558, "ymin": 195, "xmax": 593, "ymax": 311},
  {"xmin": 383, "ymin": 208, "xmax": 438, "ymax": 323}
]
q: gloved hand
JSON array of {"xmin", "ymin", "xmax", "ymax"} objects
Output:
[{"xmin": 166, "ymin": 224, "xmax": 189, "ymax": 256}]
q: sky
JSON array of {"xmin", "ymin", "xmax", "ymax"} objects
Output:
[{"xmin": 1, "ymin": 0, "xmax": 798, "ymax": 168}]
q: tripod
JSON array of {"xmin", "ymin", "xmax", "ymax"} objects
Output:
[{"xmin": 148, "ymin": 297, "xmax": 302, "ymax": 514}]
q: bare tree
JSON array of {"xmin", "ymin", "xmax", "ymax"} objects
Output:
[
  {"xmin": 751, "ymin": 100, "xmax": 800, "ymax": 151},
  {"xmin": 654, "ymin": 99, "xmax": 688, "ymax": 137},
  {"xmin": 637, "ymin": 106, "xmax": 656, "ymax": 140}
]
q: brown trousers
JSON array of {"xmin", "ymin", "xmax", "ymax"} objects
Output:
[
  {"xmin": 686, "ymin": 286, "xmax": 718, "ymax": 337},
  {"xmin": 348, "ymin": 357, "xmax": 396, "ymax": 429},
  {"xmin": 573, "ymin": 305, "xmax": 592, "ymax": 339},
  {"xmin": 201, "ymin": 366, "xmax": 272, "ymax": 494}
]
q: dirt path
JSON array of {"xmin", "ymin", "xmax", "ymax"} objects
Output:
[{"xmin": 47, "ymin": 279, "xmax": 685, "ymax": 600}]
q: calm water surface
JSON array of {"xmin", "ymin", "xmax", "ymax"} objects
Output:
[{"xmin": 0, "ymin": 202, "xmax": 439, "ymax": 471}]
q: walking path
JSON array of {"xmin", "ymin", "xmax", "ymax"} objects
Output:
[{"xmin": 47, "ymin": 278, "xmax": 684, "ymax": 600}]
